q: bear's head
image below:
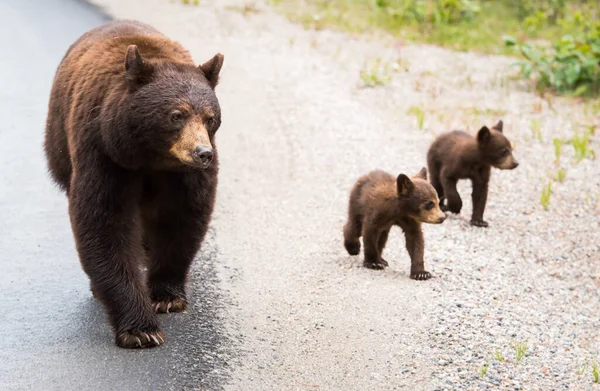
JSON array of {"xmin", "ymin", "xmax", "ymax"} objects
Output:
[
  {"xmin": 476, "ymin": 120, "xmax": 519, "ymax": 170},
  {"xmin": 397, "ymin": 167, "xmax": 446, "ymax": 224},
  {"xmin": 115, "ymin": 45, "xmax": 224, "ymax": 170}
]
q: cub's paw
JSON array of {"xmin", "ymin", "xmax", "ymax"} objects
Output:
[
  {"xmin": 448, "ymin": 204, "xmax": 462, "ymax": 214},
  {"xmin": 470, "ymin": 219, "xmax": 489, "ymax": 228},
  {"xmin": 410, "ymin": 271, "xmax": 432, "ymax": 281},
  {"xmin": 152, "ymin": 296, "xmax": 187, "ymax": 314},
  {"xmin": 344, "ymin": 240, "xmax": 361, "ymax": 256},
  {"xmin": 116, "ymin": 328, "xmax": 166, "ymax": 349},
  {"xmin": 363, "ymin": 260, "xmax": 388, "ymax": 270}
]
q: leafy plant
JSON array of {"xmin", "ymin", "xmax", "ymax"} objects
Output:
[
  {"xmin": 407, "ymin": 106, "xmax": 426, "ymax": 130},
  {"xmin": 504, "ymin": 18, "xmax": 600, "ymax": 97},
  {"xmin": 540, "ymin": 182, "xmax": 552, "ymax": 211}
]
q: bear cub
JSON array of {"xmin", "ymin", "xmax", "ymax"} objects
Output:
[
  {"xmin": 343, "ymin": 168, "xmax": 446, "ymax": 280},
  {"xmin": 427, "ymin": 120, "xmax": 518, "ymax": 228}
]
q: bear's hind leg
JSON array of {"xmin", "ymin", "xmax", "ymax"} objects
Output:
[{"xmin": 343, "ymin": 214, "xmax": 362, "ymax": 256}]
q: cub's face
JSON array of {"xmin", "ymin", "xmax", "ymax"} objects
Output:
[
  {"xmin": 124, "ymin": 46, "xmax": 224, "ymax": 170},
  {"xmin": 477, "ymin": 120, "xmax": 519, "ymax": 170},
  {"xmin": 397, "ymin": 168, "xmax": 446, "ymax": 224}
]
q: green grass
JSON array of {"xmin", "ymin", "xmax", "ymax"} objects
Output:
[
  {"xmin": 511, "ymin": 340, "xmax": 528, "ymax": 362},
  {"xmin": 478, "ymin": 360, "xmax": 489, "ymax": 378},
  {"xmin": 553, "ymin": 138, "xmax": 564, "ymax": 162},
  {"xmin": 407, "ymin": 106, "xmax": 426, "ymax": 130},
  {"xmin": 493, "ymin": 348, "xmax": 504, "ymax": 362},
  {"xmin": 359, "ymin": 58, "xmax": 393, "ymax": 87},
  {"xmin": 555, "ymin": 167, "xmax": 566, "ymax": 183},
  {"xmin": 593, "ymin": 359, "xmax": 599, "ymax": 383},
  {"xmin": 571, "ymin": 129, "xmax": 595, "ymax": 163},
  {"xmin": 530, "ymin": 119, "xmax": 542, "ymax": 142},
  {"xmin": 269, "ymin": 0, "xmax": 592, "ymax": 55},
  {"xmin": 540, "ymin": 182, "xmax": 552, "ymax": 210}
]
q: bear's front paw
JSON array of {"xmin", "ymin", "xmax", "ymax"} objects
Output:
[
  {"xmin": 116, "ymin": 328, "xmax": 166, "ymax": 349},
  {"xmin": 363, "ymin": 259, "xmax": 388, "ymax": 270},
  {"xmin": 410, "ymin": 270, "xmax": 432, "ymax": 281},
  {"xmin": 152, "ymin": 296, "xmax": 187, "ymax": 314},
  {"xmin": 470, "ymin": 218, "xmax": 489, "ymax": 228}
]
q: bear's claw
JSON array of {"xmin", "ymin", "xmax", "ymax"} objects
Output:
[
  {"xmin": 410, "ymin": 271, "xmax": 432, "ymax": 281},
  {"xmin": 363, "ymin": 259, "xmax": 388, "ymax": 270},
  {"xmin": 116, "ymin": 328, "xmax": 165, "ymax": 349},
  {"xmin": 153, "ymin": 297, "xmax": 187, "ymax": 314}
]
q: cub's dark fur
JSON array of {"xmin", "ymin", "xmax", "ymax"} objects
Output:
[
  {"xmin": 44, "ymin": 20, "xmax": 224, "ymax": 348},
  {"xmin": 427, "ymin": 120, "xmax": 519, "ymax": 227},
  {"xmin": 343, "ymin": 168, "xmax": 446, "ymax": 280}
]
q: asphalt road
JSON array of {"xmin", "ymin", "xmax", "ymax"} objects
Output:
[{"xmin": 0, "ymin": 1, "xmax": 232, "ymax": 390}]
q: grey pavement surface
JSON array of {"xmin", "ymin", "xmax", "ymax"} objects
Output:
[{"xmin": 0, "ymin": 1, "xmax": 232, "ymax": 390}]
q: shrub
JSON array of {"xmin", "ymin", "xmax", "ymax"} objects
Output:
[{"xmin": 504, "ymin": 18, "xmax": 600, "ymax": 96}]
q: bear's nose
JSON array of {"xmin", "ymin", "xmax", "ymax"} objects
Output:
[
  {"xmin": 512, "ymin": 161, "xmax": 519, "ymax": 169},
  {"xmin": 192, "ymin": 146, "xmax": 213, "ymax": 167}
]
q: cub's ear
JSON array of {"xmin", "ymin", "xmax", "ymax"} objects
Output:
[
  {"xmin": 414, "ymin": 167, "xmax": 428, "ymax": 180},
  {"xmin": 125, "ymin": 45, "xmax": 153, "ymax": 84},
  {"xmin": 477, "ymin": 126, "xmax": 491, "ymax": 145},
  {"xmin": 199, "ymin": 53, "xmax": 224, "ymax": 89},
  {"xmin": 492, "ymin": 120, "xmax": 503, "ymax": 132},
  {"xmin": 397, "ymin": 174, "xmax": 415, "ymax": 197}
]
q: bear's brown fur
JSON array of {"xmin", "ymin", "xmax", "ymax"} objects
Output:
[
  {"xmin": 343, "ymin": 168, "xmax": 446, "ymax": 280},
  {"xmin": 44, "ymin": 20, "xmax": 225, "ymax": 348},
  {"xmin": 426, "ymin": 120, "xmax": 519, "ymax": 227}
]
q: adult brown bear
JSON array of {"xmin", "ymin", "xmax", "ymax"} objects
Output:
[{"xmin": 44, "ymin": 20, "xmax": 224, "ymax": 348}]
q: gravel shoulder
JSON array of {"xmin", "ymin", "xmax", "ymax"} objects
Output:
[{"xmin": 88, "ymin": 1, "xmax": 600, "ymax": 389}]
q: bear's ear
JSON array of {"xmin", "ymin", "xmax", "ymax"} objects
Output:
[
  {"xmin": 477, "ymin": 126, "xmax": 491, "ymax": 145},
  {"xmin": 198, "ymin": 53, "xmax": 224, "ymax": 89},
  {"xmin": 397, "ymin": 174, "xmax": 415, "ymax": 197},
  {"xmin": 492, "ymin": 120, "xmax": 503, "ymax": 132},
  {"xmin": 414, "ymin": 167, "xmax": 428, "ymax": 180},
  {"xmin": 125, "ymin": 45, "xmax": 153, "ymax": 84}
]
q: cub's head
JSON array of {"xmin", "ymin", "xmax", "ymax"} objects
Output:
[
  {"xmin": 477, "ymin": 120, "xmax": 519, "ymax": 170},
  {"xmin": 397, "ymin": 167, "xmax": 446, "ymax": 224},
  {"xmin": 122, "ymin": 45, "xmax": 224, "ymax": 170}
]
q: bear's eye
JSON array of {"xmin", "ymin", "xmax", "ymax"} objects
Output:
[
  {"xmin": 170, "ymin": 111, "xmax": 184, "ymax": 123},
  {"xmin": 206, "ymin": 117, "xmax": 216, "ymax": 126},
  {"xmin": 501, "ymin": 149, "xmax": 510, "ymax": 157},
  {"xmin": 424, "ymin": 201, "xmax": 435, "ymax": 211}
]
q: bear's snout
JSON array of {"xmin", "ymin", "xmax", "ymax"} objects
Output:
[{"xmin": 192, "ymin": 146, "xmax": 213, "ymax": 168}]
